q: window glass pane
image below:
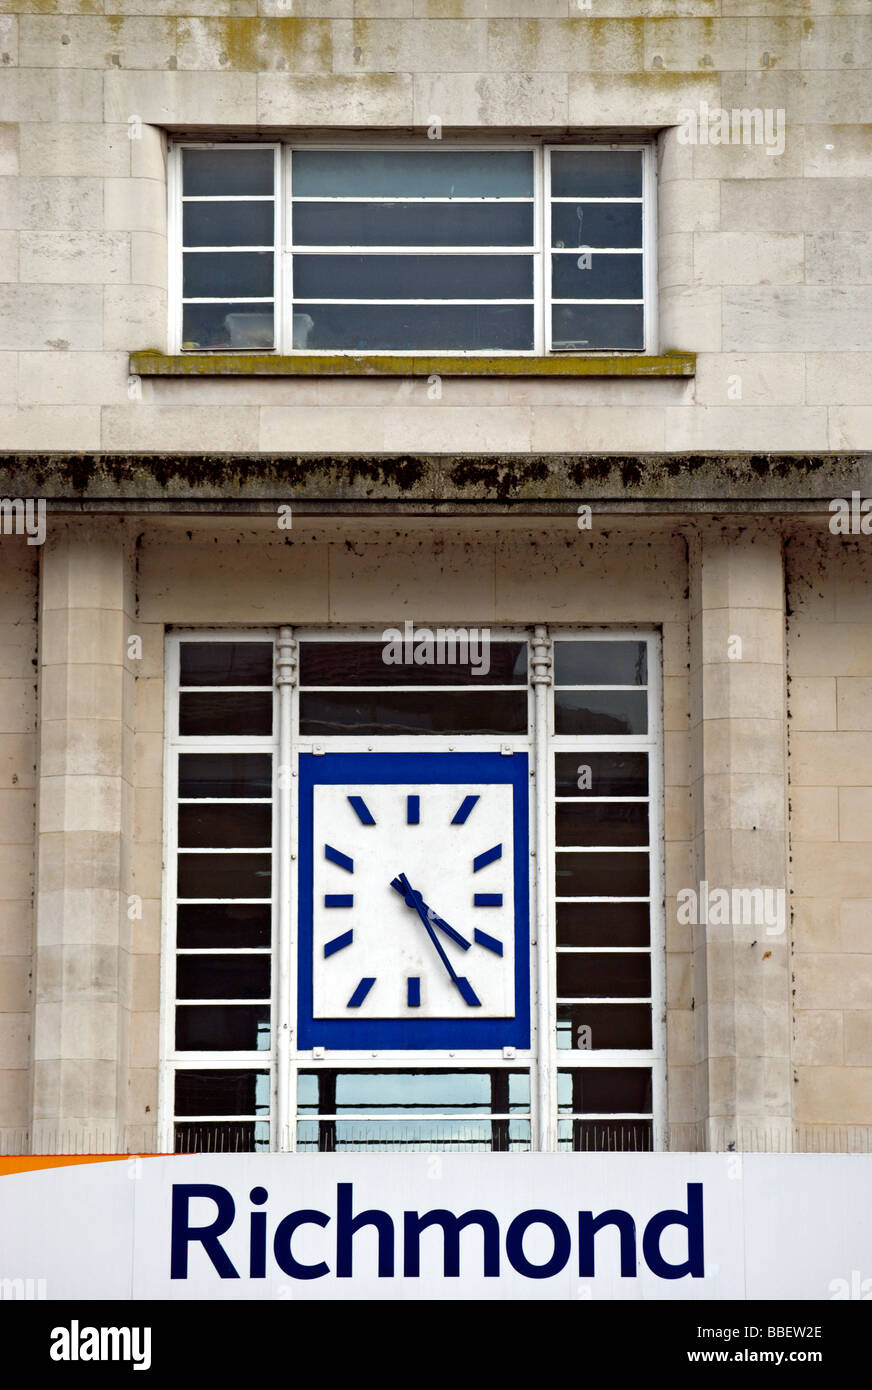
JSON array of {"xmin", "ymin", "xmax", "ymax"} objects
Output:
[
  {"xmin": 294, "ymin": 254, "xmax": 533, "ymax": 301},
  {"xmin": 554, "ymin": 691, "xmax": 647, "ymax": 737},
  {"xmin": 174, "ymin": 1069, "xmax": 270, "ymax": 1116},
  {"xmin": 293, "ymin": 149, "xmax": 534, "ymax": 198},
  {"xmin": 556, "ymin": 952, "xmax": 651, "ymax": 999},
  {"xmin": 178, "ymin": 804, "xmax": 272, "ymax": 849},
  {"xmin": 293, "ymin": 304, "xmax": 534, "ymax": 352},
  {"xmin": 299, "ymin": 690, "xmax": 527, "ymax": 736},
  {"xmin": 551, "ymin": 202, "xmax": 642, "ymax": 249},
  {"xmin": 554, "ymin": 640, "xmax": 647, "ymax": 686},
  {"xmin": 176, "ymin": 1004, "xmax": 270, "ymax": 1050},
  {"xmin": 176, "ymin": 954, "xmax": 270, "ymax": 1001},
  {"xmin": 292, "ymin": 201, "xmax": 534, "ymax": 248},
  {"xmin": 558, "ymin": 1068, "xmax": 652, "ymax": 1114},
  {"xmin": 552, "ymin": 302, "xmax": 644, "ymax": 351},
  {"xmin": 556, "ymin": 802, "xmax": 648, "ymax": 848},
  {"xmin": 556, "ymin": 901, "xmax": 650, "ymax": 949},
  {"xmin": 182, "ymin": 303, "xmax": 275, "ymax": 351},
  {"xmin": 183, "ymin": 200, "xmax": 274, "ymax": 247},
  {"xmin": 179, "ymin": 692, "xmax": 273, "ymax": 737},
  {"xmin": 183, "ymin": 147, "xmax": 274, "ymax": 198},
  {"xmin": 550, "ymin": 149, "xmax": 643, "ymax": 198},
  {"xmin": 299, "ymin": 641, "xmax": 526, "ymax": 687},
  {"xmin": 551, "ymin": 251, "xmax": 643, "ymax": 300},
  {"xmin": 556, "ymin": 1003, "xmax": 651, "ymax": 1050},
  {"xmin": 180, "ymin": 642, "xmax": 274, "ymax": 687},
  {"xmin": 179, "ymin": 753, "xmax": 272, "ymax": 799},
  {"xmin": 556, "ymin": 851, "xmax": 649, "ymax": 897},
  {"xmin": 554, "ymin": 751, "xmax": 648, "ymax": 797},
  {"xmin": 177, "ymin": 903, "xmax": 271, "ymax": 949},
  {"xmin": 558, "ymin": 1118, "xmax": 652, "ymax": 1152},
  {"xmin": 175, "ymin": 1121, "xmax": 270, "ymax": 1153},
  {"xmin": 183, "ymin": 251, "xmax": 274, "ymax": 299},
  {"xmin": 177, "ymin": 852, "xmax": 272, "ymax": 899}
]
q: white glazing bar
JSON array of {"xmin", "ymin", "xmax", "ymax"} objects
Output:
[
  {"xmin": 276, "ymin": 628, "xmax": 296, "ymax": 1151},
  {"xmin": 531, "ymin": 626, "xmax": 554, "ymax": 1151}
]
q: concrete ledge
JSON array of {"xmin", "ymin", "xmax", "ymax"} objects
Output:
[{"xmin": 130, "ymin": 350, "xmax": 697, "ymax": 380}]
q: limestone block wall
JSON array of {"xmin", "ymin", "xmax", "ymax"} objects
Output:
[
  {"xmin": 787, "ymin": 530, "xmax": 872, "ymax": 1150},
  {"xmin": 0, "ymin": 3, "xmax": 868, "ymax": 452},
  {"xmin": 0, "ymin": 538, "xmax": 37, "ymax": 1153}
]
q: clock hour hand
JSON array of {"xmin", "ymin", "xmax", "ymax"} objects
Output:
[
  {"xmin": 389, "ymin": 878, "xmax": 470, "ymax": 951},
  {"xmin": 394, "ymin": 874, "xmax": 481, "ymax": 1009}
]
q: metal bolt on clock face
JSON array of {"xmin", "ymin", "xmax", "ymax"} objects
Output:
[{"xmin": 297, "ymin": 753, "xmax": 531, "ymax": 1050}]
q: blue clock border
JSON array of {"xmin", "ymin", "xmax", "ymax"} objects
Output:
[{"xmin": 297, "ymin": 751, "xmax": 532, "ymax": 1050}]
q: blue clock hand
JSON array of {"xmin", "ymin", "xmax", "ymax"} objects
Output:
[
  {"xmin": 389, "ymin": 877, "xmax": 470, "ymax": 951},
  {"xmin": 395, "ymin": 874, "xmax": 481, "ymax": 1008}
]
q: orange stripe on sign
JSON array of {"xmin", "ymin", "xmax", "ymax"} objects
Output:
[{"xmin": 0, "ymin": 1155, "xmax": 162, "ymax": 1177}]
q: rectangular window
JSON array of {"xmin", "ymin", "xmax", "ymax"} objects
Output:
[
  {"xmin": 171, "ymin": 144, "xmax": 655, "ymax": 356},
  {"xmin": 161, "ymin": 629, "xmax": 663, "ymax": 1154}
]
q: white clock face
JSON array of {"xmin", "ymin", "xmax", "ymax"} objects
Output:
[{"xmin": 310, "ymin": 782, "xmax": 516, "ymax": 1021}]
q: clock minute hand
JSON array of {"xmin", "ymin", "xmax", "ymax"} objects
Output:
[
  {"xmin": 389, "ymin": 878, "xmax": 470, "ymax": 951},
  {"xmin": 394, "ymin": 874, "xmax": 481, "ymax": 1009}
]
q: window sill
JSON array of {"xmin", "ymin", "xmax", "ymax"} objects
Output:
[{"xmin": 130, "ymin": 351, "xmax": 695, "ymax": 380}]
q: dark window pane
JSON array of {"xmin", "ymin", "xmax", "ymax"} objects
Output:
[
  {"xmin": 293, "ymin": 303, "xmax": 534, "ymax": 352},
  {"xmin": 183, "ymin": 200, "xmax": 274, "ymax": 247},
  {"xmin": 177, "ymin": 852, "xmax": 272, "ymax": 899},
  {"xmin": 177, "ymin": 954, "xmax": 270, "ymax": 1001},
  {"xmin": 559, "ymin": 1119, "xmax": 652, "ymax": 1152},
  {"xmin": 294, "ymin": 254, "xmax": 533, "ymax": 301},
  {"xmin": 554, "ymin": 691, "xmax": 647, "ymax": 736},
  {"xmin": 556, "ymin": 802, "xmax": 648, "ymax": 847},
  {"xmin": 178, "ymin": 804, "xmax": 272, "ymax": 849},
  {"xmin": 177, "ymin": 903, "xmax": 271, "ymax": 949},
  {"xmin": 555, "ymin": 751, "xmax": 648, "ymax": 797},
  {"xmin": 179, "ymin": 692, "xmax": 273, "ymax": 737},
  {"xmin": 552, "ymin": 302, "xmax": 644, "ymax": 351},
  {"xmin": 554, "ymin": 641, "xmax": 648, "ymax": 686},
  {"xmin": 176, "ymin": 1005, "xmax": 270, "ymax": 1051},
  {"xmin": 174, "ymin": 1069, "xmax": 270, "ymax": 1116},
  {"xmin": 292, "ymin": 201, "xmax": 534, "ymax": 248},
  {"xmin": 179, "ymin": 754, "xmax": 272, "ymax": 799},
  {"xmin": 181, "ymin": 642, "xmax": 274, "ymax": 687},
  {"xmin": 556, "ymin": 851, "xmax": 649, "ymax": 897},
  {"xmin": 552, "ymin": 251, "xmax": 643, "ymax": 300},
  {"xmin": 550, "ymin": 150, "xmax": 643, "ymax": 198},
  {"xmin": 182, "ymin": 302, "xmax": 274, "ymax": 351},
  {"xmin": 183, "ymin": 148, "xmax": 274, "ymax": 198},
  {"xmin": 299, "ymin": 640, "xmax": 527, "ymax": 687},
  {"xmin": 556, "ymin": 1003, "xmax": 651, "ymax": 1050},
  {"xmin": 551, "ymin": 201, "xmax": 643, "ymax": 250},
  {"xmin": 297, "ymin": 1070, "xmax": 529, "ymax": 1116},
  {"xmin": 556, "ymin": 901, "xmax": 650, "ymax": 949},
  {"xmin": 175, "ymin": 1121, "xmax": 270, "ymax": 1153},
  {"xmin": 299, "ymin": 690, "xmax": 527, "ymax": 736},
  {"xmin": 556, "ymin": 952, "xmax": 651, "ymax": 999},
  {"xmin": 293, "ymin": 150, "xmax": 534, "ymax": 198},
  {"xmin": 558, "ymin": 1068, "xmax": 652, "ymax": 1114},
  {"xmin": 183, "ymin": 250, "xmax": 274, "ymax": 299}
]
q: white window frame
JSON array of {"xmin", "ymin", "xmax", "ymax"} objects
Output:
[
  {"xmin": 168, "ymin": 142, "xmax": 657, "ymax": 358},
  {"xmin": 159, "ymin": 626, "xmax": 666, "ymax": 1154}
]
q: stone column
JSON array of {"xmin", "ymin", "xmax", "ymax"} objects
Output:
[
  {"xmin": 689, "ymin": 523, "xmax": 792, "ymax": 1151},
  {"xmin": 32, "ymin": 519, "xmax": 136, "ymax": 1152}
]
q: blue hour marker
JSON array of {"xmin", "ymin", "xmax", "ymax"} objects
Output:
[
  {"xmin": 407, "ymin": 795, "xmax": 420, "ymax": 825},
  {"xmin": 473, "ymin": 844, "xmax": 502, "ymax": 872},
  {"xmin": 325, "ymin": 844, "xmax": 354, "ymax": 873},
  {"xmin": 347, "ymin": 977, "xmax": 375, "ymax": 1008},
  {"xmin": 348, "ymin": 796, "xmax": 376, "ymax": 825},
  {"xmin": 325, "ymin": 894, "xmax": 353, "ymax": 908},
  {"xmin": 474, "ymin": 894, "xmax": 503, "ymax": 907},
  {"xmin": 474, "ymin": 928, "xmax": 503, "ymax": 956},
  {"xmin": 407, "ymin": 977, "xmax": 421, "ymax": 1007},
  {"xmin": 324, "ymin": 930, "xmax": 353, "ymax": 957},
  {"xmin": 451, "ymin": 795, "xmax": 479, "ymax": 825}
]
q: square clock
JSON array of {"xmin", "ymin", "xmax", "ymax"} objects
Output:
[{"xmin": 297, "ymin": 752, "xmax": 530, "ymax": 1049}]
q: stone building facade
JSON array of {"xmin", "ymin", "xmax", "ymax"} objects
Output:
[{"xmin": 0, "ymin": 1, "xmax": 869, "ymax": 1157}]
